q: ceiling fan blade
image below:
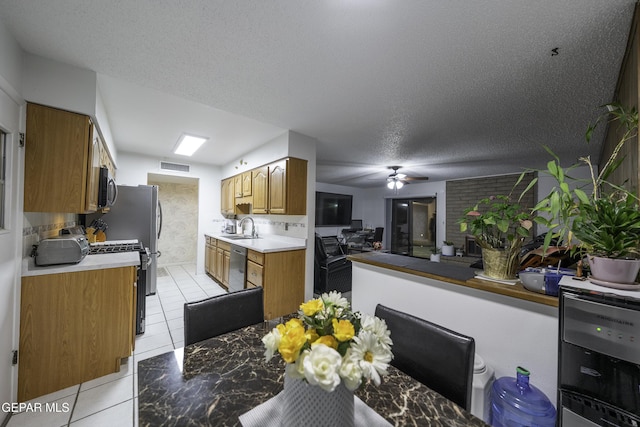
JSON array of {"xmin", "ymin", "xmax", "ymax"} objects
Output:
[{"xmin": 404, "ymin": 176, "xmax": 429, "ymax": 181}]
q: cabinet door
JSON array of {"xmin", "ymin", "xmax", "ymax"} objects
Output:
[
  {"xmin": 234, "ymin": 174, "xmax": 243, "ymax": 198},
  {"xmin": 223, "ymin": 250, "xmax": 230, "ymax": 288},
  {"xmin": 269, "ymin": 160, "xmax": 287, "ymax": 214},
  {"xmin": 204, "ymin": 243, "xmax": 211, "ymax": 274},
  {"xmin": 220, "ymin": 178, "xmax": 235, "ymax": 215},
  {"xmin": 215, "ymin": 247, "xmax": 224, "ymax": 282},
  {"xmin": 242, "ymin": 171, "xmax": 252, "ymax": 196},
  {"xmin": 252, "ymin": 166, "xmax": 269, "ymax": 214},
  {"xmin": 86, "ymin": 127, "xmax": 101, "ymax": 213},
  {"xmin": 24, "ymin": 103, "xmax": 94, "ymax": 213},
  {"xmin": 19, "ymin": 267, "xmax": 135, "ymax": 402}
]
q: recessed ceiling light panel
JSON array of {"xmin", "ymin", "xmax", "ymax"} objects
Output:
[{"xmin": 173, "ymin": 133, "xmax": 208, "ymax": 156}]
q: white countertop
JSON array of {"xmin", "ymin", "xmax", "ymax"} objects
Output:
[
  {"xmin": 22, "ymin": 252, "xmax": 141, "ymax": 277},
  {"xmin": 560, "ymin": 275, "xmax": 640, "ymax": 299},
  {"xmin": 205, "ymin": 233, "xmax": 306, "ymax": 253}
]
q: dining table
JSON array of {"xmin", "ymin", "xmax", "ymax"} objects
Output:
[{"xmin": 137, "ymin": 318, "xmax": 487, "ymax": 426}]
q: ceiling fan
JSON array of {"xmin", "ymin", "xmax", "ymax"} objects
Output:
[{"xmin": 386, "ymin": 166, "xmax": 429, "ymax": 189}]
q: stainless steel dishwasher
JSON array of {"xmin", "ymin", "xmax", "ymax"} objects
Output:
[{"xmin": 228, "ymin": 244, "xmax": 247, "ymax": 292}]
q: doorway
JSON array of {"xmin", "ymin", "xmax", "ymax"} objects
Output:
[
  {"xmin": 390, "ymin": 197, "xmax": 436, "ymax": 258},
  {"xmin": 147, "ymin": 173, "xmax": 199, "ymax": 267}
]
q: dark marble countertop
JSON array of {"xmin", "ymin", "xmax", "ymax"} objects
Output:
[{"xmin": 138, "ymin": 321, "xmax": 486, "ymax": 427}]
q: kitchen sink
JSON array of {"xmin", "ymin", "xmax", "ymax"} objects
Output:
[{"xmin": 222, "ymin": 235, "xmax": 261, "ymax": 240}]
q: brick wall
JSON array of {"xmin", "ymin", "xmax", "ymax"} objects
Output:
[{"xmin": 445, "ymin": 173, "xmax": 537, "ymax": 253}]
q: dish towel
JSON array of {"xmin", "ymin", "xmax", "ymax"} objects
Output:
[{"xmin": 239, "ymin": 391, "xmax": 391, "ymax": 427}]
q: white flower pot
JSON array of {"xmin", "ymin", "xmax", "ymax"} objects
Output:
[
  {"xmin": 441, "ymin": 245, "xmax": 455, "ymax": 256},
  {"xmin": 430, "ymin": 253, "xmax": 441, "ymax": 262},
  {"xmin": 588, "ymin": 255, "xmax": 640, "ymax": 285},
  {"xmin": 281, "ymin": 374, "xmax": 354, "ymax": 427}
]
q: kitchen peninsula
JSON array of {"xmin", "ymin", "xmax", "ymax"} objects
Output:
[{"xmin": 349, "ymin": 251, "xmax": 559, "ymax": 403}]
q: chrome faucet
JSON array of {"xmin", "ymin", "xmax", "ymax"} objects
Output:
[{"xmin": 239, "ymin": 217, "xmax": 256, "ymax": 237}]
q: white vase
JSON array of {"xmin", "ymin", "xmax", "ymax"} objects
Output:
[
  {"xmin": 441, "ymin": 245, "xmax": 455, "ymax": 256},
  {"xmin": 281, "ymin": 374, "xmax": 354, "ymax": 427},
  {"xmin": 588, "ymin": 255, "xmax": 640, "ymax": 285}
]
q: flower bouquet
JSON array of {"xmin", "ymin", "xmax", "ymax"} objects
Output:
[{"xmin": 261, "ymin": 292, "xmax": 393, "ymax": 426}]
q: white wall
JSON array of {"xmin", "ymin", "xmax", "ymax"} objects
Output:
[
  {"xmin": 0, "ymin": 17, "xmax": 24, "ymax": 409},
  {"xmin": 352, "ymin": 262, "xmax": 559, "ymax": 404},
  {"xmin": 116, "ymin": 151, "xmax": 223, "ymax": 275}
]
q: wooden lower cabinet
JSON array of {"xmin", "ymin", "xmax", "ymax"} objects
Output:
[
  {"xmin": 209, "ymin": 239, "xmax": 230, "ymax": 289},
  {"xmin": 18, "ymin": 266, "xmax": 136, "ymax": 402},
  {"xmin": 205, "ymin": 237, "xmax": 215, "ymax": 275},
  {"xmin": 246, "ymin": 249, "xmax": 305, "ymax": 319}
]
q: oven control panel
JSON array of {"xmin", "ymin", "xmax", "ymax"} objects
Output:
[{"xmin": 562, "ymin": 293, "xmax": 640, "ymax": 365}]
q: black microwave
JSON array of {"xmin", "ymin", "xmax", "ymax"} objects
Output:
[{"xmin": 98, "ymin": 166, "xmax": 118, "ymax": 208}]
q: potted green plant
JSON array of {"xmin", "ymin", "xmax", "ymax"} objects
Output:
[
  {"xmin": 430, "ymin": 247, "xmax": 441, "ymax": 262},
  {"xmin": 441, "ymin": 241, "xmax": 455, "ymax": 256},
  {"xmin": 459, "ymin": 193, "xmax": 533, "ymax": 280},
  {"xmin": 529, "ymin": 103, "xmax": 640, "ymax": 287}
]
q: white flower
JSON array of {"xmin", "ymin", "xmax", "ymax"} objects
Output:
[
  {"xmin": 350, "ymin": 331, "xmax": 393, "ymax": 386},
  {"xmin": 261, "ymin": 328, "xmax": 281, "ymax": 362},
  {"xmin": 339, "ymin": 350, "xmax": 363, "ymax": 391},
  {"xmin": 285, "ymin": 350, "xmax": 308, "ymax": 380},
  {"xmin": 360, "ymin": 314, "xmax": 393, "ymax": 349},
  {"xmin": 303, "ymin": 344, "xmax": 342, "ymax": 392},
  {"xmin": 321, "ymin": 291, "xmax": 350, "ymax": 310}
]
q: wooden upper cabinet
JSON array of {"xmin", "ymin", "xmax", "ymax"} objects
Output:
[
  {"xmin": 269, "ymin": 158, "xmax": 307, "ymax": 215},
  {"xmin": 24, "ymin": 103, "xmax": 98, "ymax": 213},
  {"xmin": 252, "ymin": 166, "xmax": 269, "ymax": 214},
  {"xmin": 221, "ymin": 178, "xmax": 235, "ymax": 216},
  {"xmin": 234, "ymin": 174, "xmax": 243, "ymax": 198},
  {"xmin": 221, "ymin": 157, "xmax": 307, "ymax": 216},
  {"xmin": 242, "ymin": 171, "xmax": 252, "ymax": 196},
  {"xmin": 268, "ymin": 160, "xmax": 287, "ymax": 214}
]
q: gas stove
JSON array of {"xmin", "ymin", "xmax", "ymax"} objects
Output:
[{"xmin": 89, "ymin": 240, "xmax": 144, "ymax": 255}]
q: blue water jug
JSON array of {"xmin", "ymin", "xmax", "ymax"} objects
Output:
[{"xmin": 490, "ymin": 366, "xmax": 556, "ymax": 427}]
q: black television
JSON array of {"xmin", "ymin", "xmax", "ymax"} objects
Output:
[{"xmin": 315, "ymin": 192, "xmax": 353, "ymax": 227}]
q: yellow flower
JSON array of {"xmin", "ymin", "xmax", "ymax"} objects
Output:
[
  {"xmin": 332, "ymin": 318, "xmax": 355, "ymax": 342},
  {"xmin": 305, "ymin": 328, "xmax": 319, "ymax": 344},
  {"xmin": 312, "ymin": 335, "xmax": 338, "ymax": 350},
  {"xmin": 300, "ymin": 298, "xmax": 324, "ymax": 316},
  {"xmin": 285, "ymin": 318, "xmax": 304, "ymax": 329},
  {"xmin": 278, "ymin": 323, "xmax": 307, "ymax": 363}
]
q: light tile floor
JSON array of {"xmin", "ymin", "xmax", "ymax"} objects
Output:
[{"xmin": 7, "ymin": 264, "xmax": 226, "ymax": 427}]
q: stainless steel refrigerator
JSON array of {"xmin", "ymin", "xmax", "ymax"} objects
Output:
[{"xmin": 103, "ymin": 185, "xmax": 162, "ymax": 295}]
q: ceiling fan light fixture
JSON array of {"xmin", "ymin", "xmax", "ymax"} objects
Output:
[
  {"xmin": 387, "ymin": 181, "xmax": 395, "ymax": 189},
  {"xmin": 395, "ymin": 180, "xmax": 404, "ymax": 189}
]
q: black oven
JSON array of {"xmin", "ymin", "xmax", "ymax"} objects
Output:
[
  {"xmin": 558, "ymin": 287, "xmax": 640, "ymax": 426},
  {"xmin": 98, "ymin": 166, "xmax": 118, "ymax": 208}
]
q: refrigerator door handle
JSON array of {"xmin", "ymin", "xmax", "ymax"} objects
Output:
[{"xmin": 157, "ymin": 200, "xmax": 163, "ymax": 239}]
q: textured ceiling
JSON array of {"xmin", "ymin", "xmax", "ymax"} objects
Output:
[{"xmin": 0, "ymin": 0, "xmax": 635, "ymax": 187}]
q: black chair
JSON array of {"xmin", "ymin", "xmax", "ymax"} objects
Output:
[
  {"xmin": 373, "ymin": 227, "xmax": 384, "ymax": 242},
  {"xmin": 374, "ymin": 304, "xmax": 475, "ymax": 410},
  {"xmin": 184, "ymin": 287, "xmax": 264, "ymax": 346},
  {"xmin": 314, "ymin": 233, "xmax": 352, "ymax": 294}
]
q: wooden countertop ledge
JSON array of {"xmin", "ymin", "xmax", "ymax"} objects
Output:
[{"xmin": 348, "ymin": 252, "xmax": 559, "ymax": 307}]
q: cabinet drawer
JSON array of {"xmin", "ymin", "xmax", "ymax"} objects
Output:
[
  {"xmin": 246, "ymin": 260, "xmax": 263, "ymax": 287},
  {"xmin": 247, "ymin": 250, "xmax": 264, "ymax": 265},
  {"xmin": 217, "ymin": 240, "xmax": 231, "ymax": 252}
]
